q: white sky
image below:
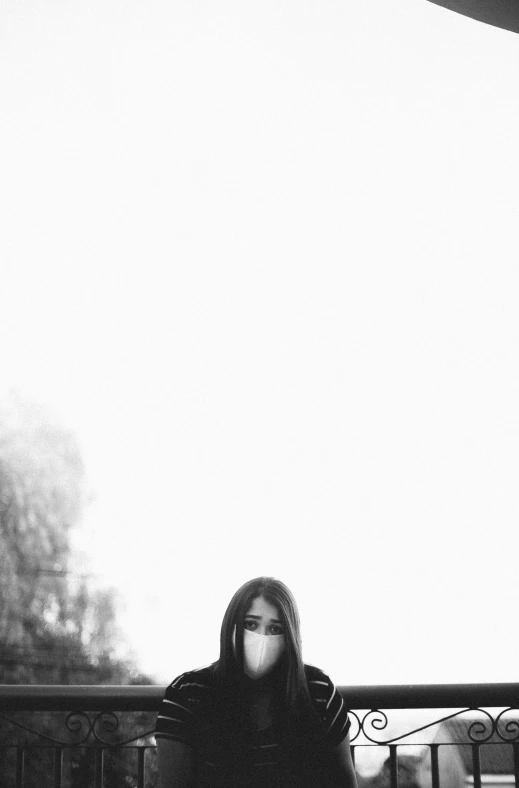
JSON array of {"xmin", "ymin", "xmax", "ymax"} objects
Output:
[{"xmin": 1, "ymin": 0, "xmax": 518, "ymax": 688}]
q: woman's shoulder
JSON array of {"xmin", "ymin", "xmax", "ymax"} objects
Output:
[
  {"xmin": 156, "ymin": 665, "xmax": 217, "ymax": 743},
  {"xmin": 303, "ymin": 664, "xmax": 351, "ymax": 746},
  {"xmin": 303, "ymin": 664, "xmax": 344, "ymax": 704},
  {"xmin": 303, "ymin": 663, "xmax": 335, "ymax": 686},
  {"xmin": 166, "ymin": 663, "xmax": 217, "ymax": 691}
]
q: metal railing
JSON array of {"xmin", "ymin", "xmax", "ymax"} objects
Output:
[{"xmin": 0, "ymin": 683, "xmax": 518, "ymax": 788}]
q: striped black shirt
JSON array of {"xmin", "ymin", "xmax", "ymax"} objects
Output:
[{"xmin": 155, "ymin": 663, "xmax": 350, "ymax": 788}]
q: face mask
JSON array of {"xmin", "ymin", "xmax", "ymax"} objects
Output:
[{"xmin": 241, "ymin": 628, "xmax": 286, "ymax": 679}]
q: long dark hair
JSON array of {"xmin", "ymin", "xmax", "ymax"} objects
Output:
[{"xmin": 214, "ymin": 576, "xmax": 317, "ymax": 727}]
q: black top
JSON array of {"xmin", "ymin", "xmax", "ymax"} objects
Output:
[{"xmin": 155, "ymin": 662, "xmax": 350, "ymax": 788}]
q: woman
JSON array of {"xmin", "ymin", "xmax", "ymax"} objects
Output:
[{"xmin": 156, "ymin": 577, "xmax": 358, "ymax": 788}]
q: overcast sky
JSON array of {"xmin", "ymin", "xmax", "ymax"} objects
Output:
[{"xmin": 1, "ymin": 0, "xmax": 518, "ymax": 687}]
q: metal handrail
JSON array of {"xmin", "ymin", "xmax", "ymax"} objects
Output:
[{"xmin": 0, "ymin": 683, "xmax": 518, "ymax": 711}]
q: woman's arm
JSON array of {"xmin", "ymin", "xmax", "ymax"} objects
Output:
[
  {"xmin": 157, "ymin": 738, "xmax": 195, "ymax": 788},
  {"xmin": 327, "ymin": 732, "xmax": 359, "ymax": 788}
]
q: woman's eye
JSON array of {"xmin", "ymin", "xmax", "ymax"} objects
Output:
[
  {"xmin": 244, "ymin": 620, "xmax": 256, "ymax": 630},
  {"xmin": 269, "ymin": 625, "xmax": 283, "ymax": 635}
]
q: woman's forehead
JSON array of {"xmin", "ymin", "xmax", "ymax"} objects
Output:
[{"xmin": 245, "ymin": 595, "xmax": 281, "ymax": 619}]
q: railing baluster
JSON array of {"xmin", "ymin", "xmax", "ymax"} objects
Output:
[
  {"xmin": 54, "ymin": 747, "xmax": 63, "ymax": 788},
  {"xmin": 513, "ymin": 743, "xmax": 519, "ymax": 788},
  {"xmin": 137, "ymin": 747, "xmax": 145, "ymax": 788},
  {"xmin": 472, "ymin": 744, "xmax": 482, "ymax": 788},
  {"xmin": 95, "ymin": 747, "xmax": 104, "ymax": 788},
  {"xmin": 389, "ymin": 745, "xmax": 399, "ymax": 788},
  {"xmin": 16, "ymin": 746, "xmax": 25, "ymax": 788},
  {"xmin": 430, "ymin": 743, "xmax": 440, "ymax": 788}
]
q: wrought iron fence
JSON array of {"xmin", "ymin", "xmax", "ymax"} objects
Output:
[{"xmin": 0, "ymin": 682, "xmax": 518, "ymax": 788}]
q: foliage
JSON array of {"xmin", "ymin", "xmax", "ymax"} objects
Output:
[{"xmin": 0, "ymin": 394, "xmax": 158, "ymax": 787}]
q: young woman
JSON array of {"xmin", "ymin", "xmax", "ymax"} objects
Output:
[{"xmin": 156, "ymin": 577, "xmax": 358, "ymax": 788}]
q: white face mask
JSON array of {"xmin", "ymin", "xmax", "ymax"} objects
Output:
[{"xmin": 241, "ymin": 628, "xmax": 286, "ymax": 679}]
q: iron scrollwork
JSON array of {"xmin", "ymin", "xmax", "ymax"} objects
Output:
[
  {"xmin": 347, "ymin": 707, "xmax": 519, "ymax": 745},
  {"xmin": 2, "ymin": 704, "xmax": 518, "ymax": 748},
  {"xmin": 0, "ymin": 710, "xmax": 155, "ymax": 747},
  {"xmin": 494, "ymin": 708, "xmax": 519, "ymax": 742}
]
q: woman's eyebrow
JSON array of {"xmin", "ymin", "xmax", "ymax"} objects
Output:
[{"xmin": 245, "ymin": 614, "xmax": 282, "ymax": 623}]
